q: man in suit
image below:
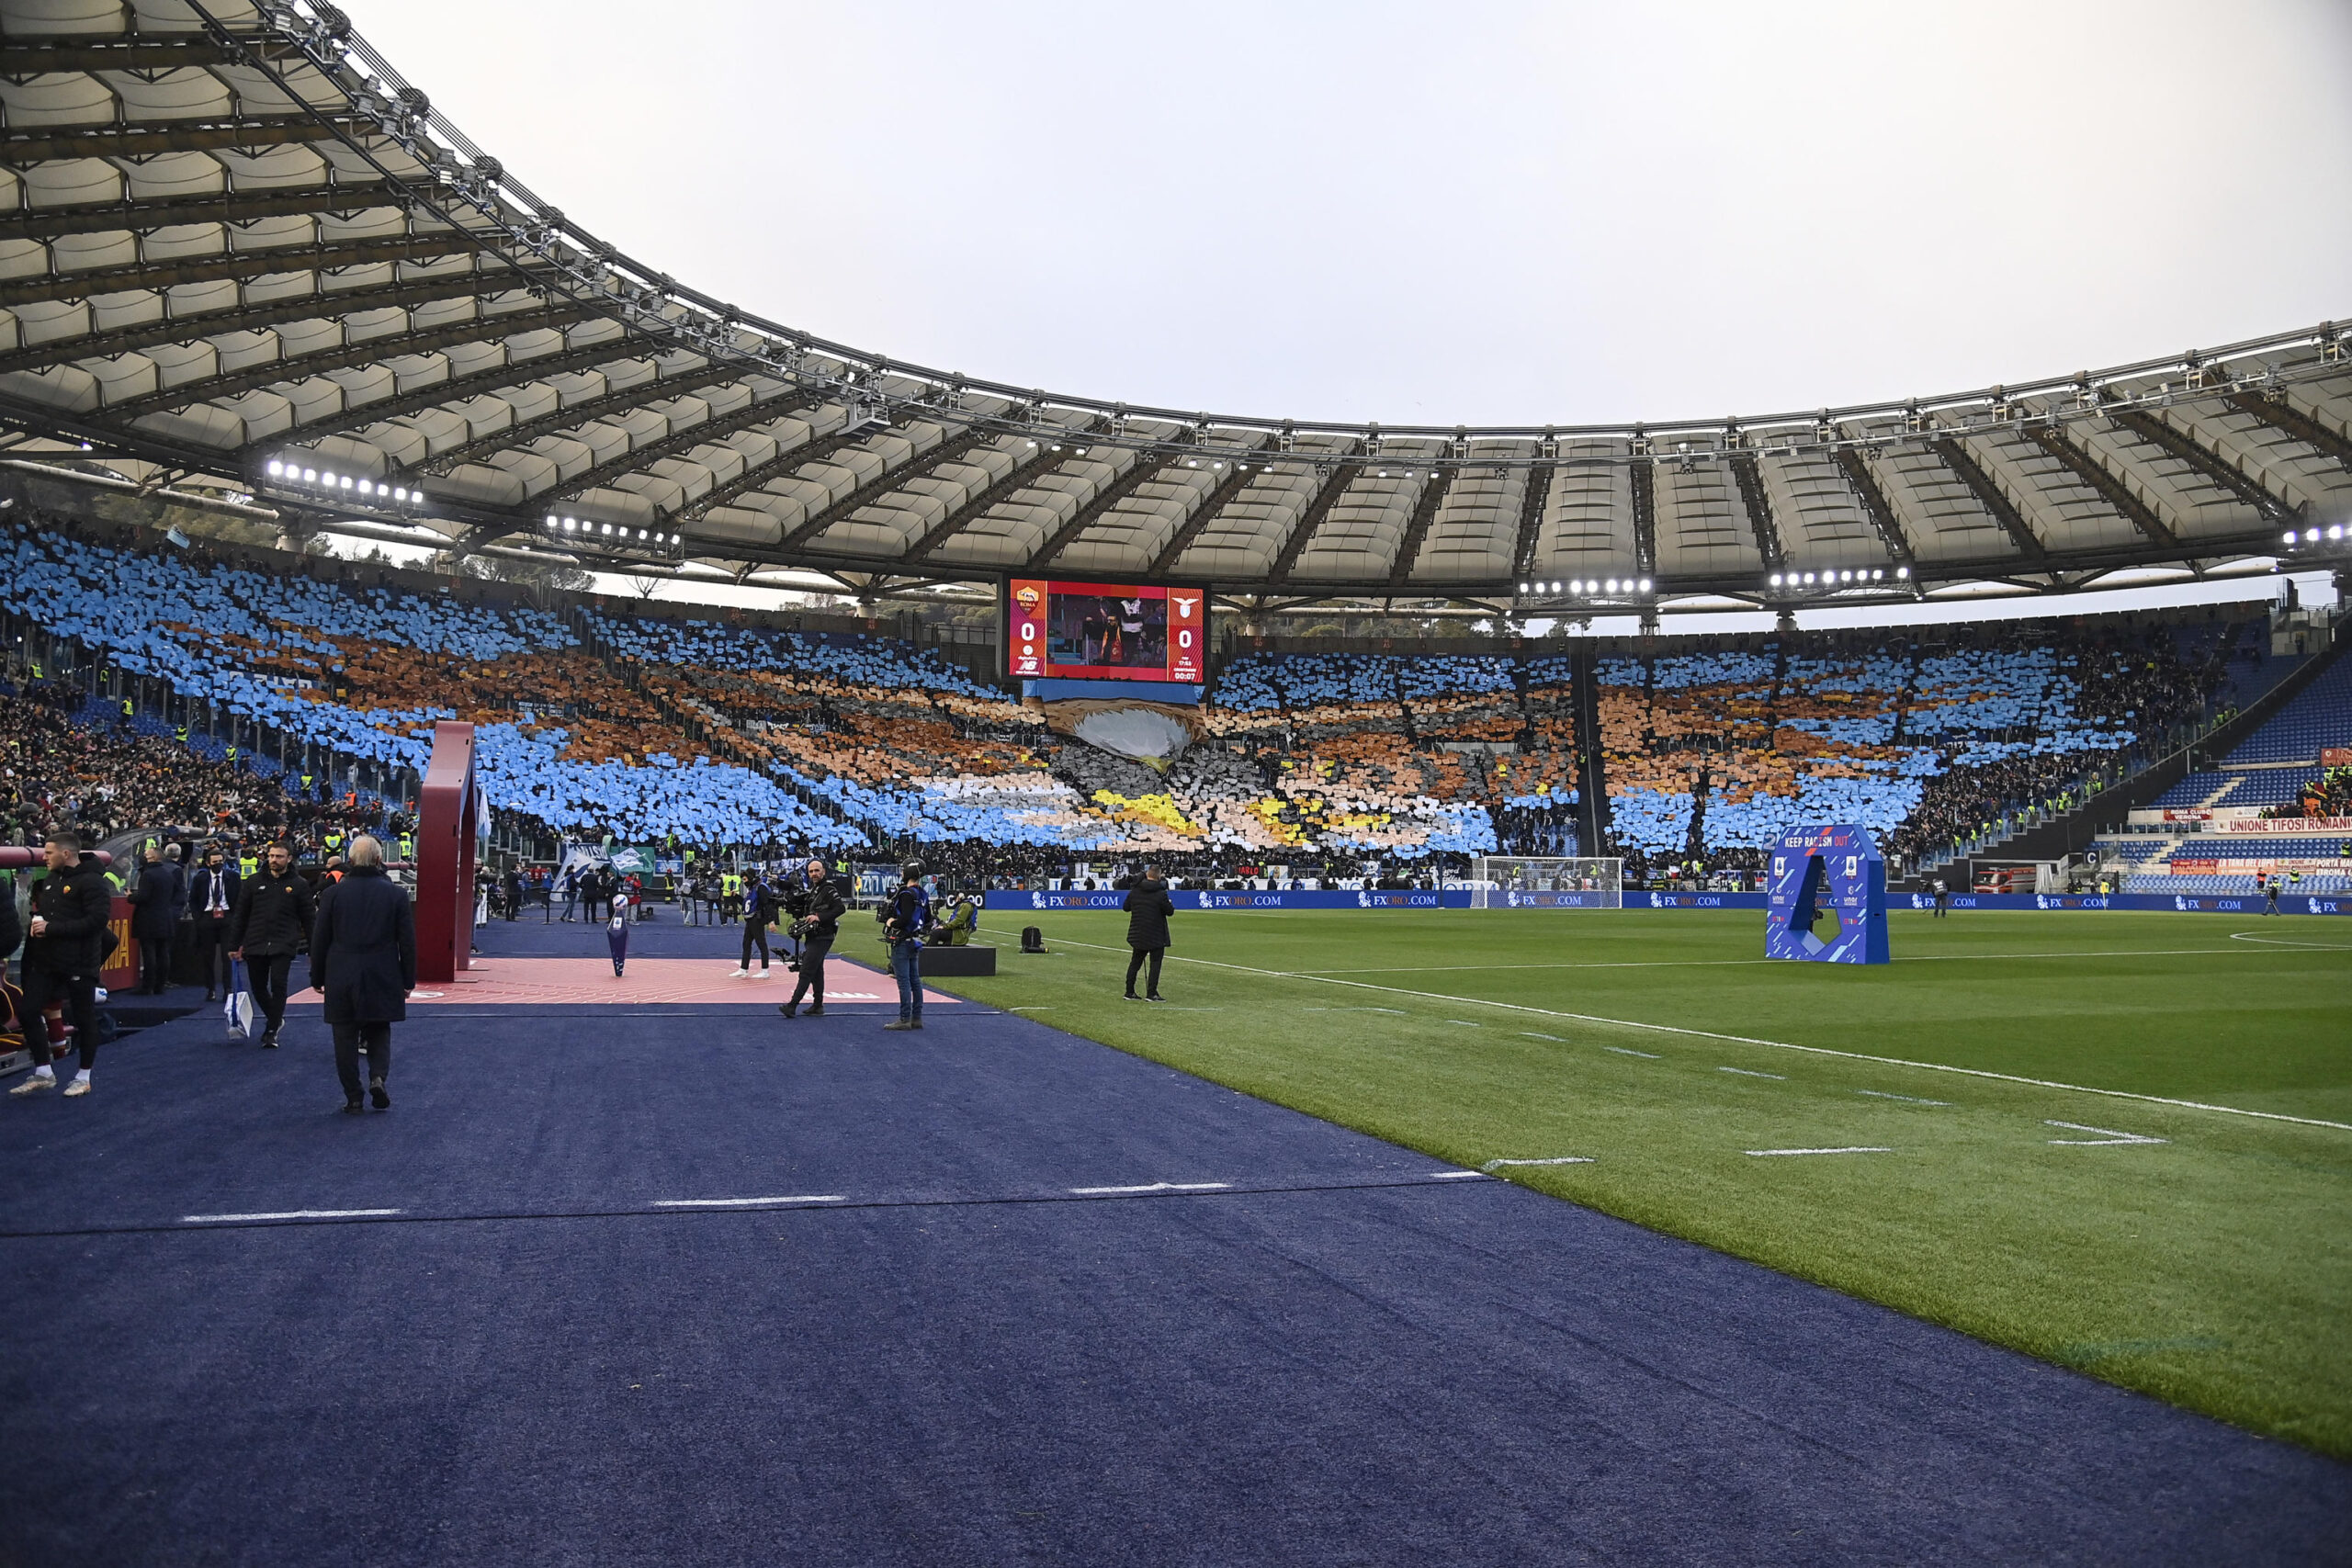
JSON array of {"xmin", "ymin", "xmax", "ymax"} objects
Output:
[
  {"xmin": 184, "ymin": 844, "xmax": 241, "ymax": 1001},
  {"xmin": 127, "ymin": 843, "xmax": 180, "ymax": 995},
  {"xmin": 227, "ymin": 840, "xmax": 314, "ymax": 1050},
  {"xmin": 308, "ymin": 834, "xmax": 415, "ymax": 1114}
]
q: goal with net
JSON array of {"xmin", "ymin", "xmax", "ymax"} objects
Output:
[{"xmin": 1466, "ymin": 856, "xmax": 1623, "ymax": 908}]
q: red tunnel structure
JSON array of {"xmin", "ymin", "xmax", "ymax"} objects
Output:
[{"xmin": 414, "ymin": 721, "xmax": 481, "ymax": 986}]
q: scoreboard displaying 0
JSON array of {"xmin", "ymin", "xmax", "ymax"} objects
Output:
[{"xmin": 1006, "ymin": 578, "xmax": 1204, "ymax": 684}]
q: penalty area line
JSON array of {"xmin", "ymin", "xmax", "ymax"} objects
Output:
[{"xmin": 985, "ymin": 926, "xmax": 2352, "ymax": 1134}]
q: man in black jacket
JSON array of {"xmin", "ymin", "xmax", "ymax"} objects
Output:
[
  {"xmin": 228, "ymin": 840, "xmax": 314, "ymax": 1050},
  {"xmin": 9, "ymin": 832, "xmax": 113, "ymax": 1099},
  {"xmin": 778, "ymin": 859, "xmax": 845, "ymax": 1020},
  {"xmin": 308, "ymin": 834, "xmax": 415, "ymax": 1114},
  {"xmin": 184, "ymin": 845, "xmax": 241, "ymax": 1002},
  {"xmin": 127, "ymin": 843, "xmax": 180, "ymax": 995},
  {"xmin": 1123, "ymin": 863, "xmax": 1175, "ymax": 1002},
  {"xmin": 733, "ymin": 868, "xmax": 777, "ymax": 979}
]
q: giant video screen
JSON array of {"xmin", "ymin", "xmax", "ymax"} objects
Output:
[{"xmin": 1005, "ymin": 578, "xmax": 1204, "ymax": 684}]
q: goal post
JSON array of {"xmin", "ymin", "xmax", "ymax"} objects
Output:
[{"xmin": 1467, "ymin": 856, "xmax": 1623, "ymax": 908}]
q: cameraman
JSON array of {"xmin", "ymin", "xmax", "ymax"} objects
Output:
[
  {"xmin": 777, "ymin": 859, "xmax": 843, "ymax": 1020},
  {"xmin": 877, "ymin": 861, "xmax": 929, "ymax": 1032}
]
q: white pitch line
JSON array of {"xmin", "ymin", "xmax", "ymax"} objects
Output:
[
  {"xmin": 2045, "ymin": 1121, "xmax": 2168, "ymax": 1147},
  {"xmin": 1426, "ymin": 1170, "xmax": 1487, "ymax": 1179},
  {"xmin": 1521, "ymin": 1032, "xmax": 1566, "ymax": 1042},
  {"xmin": 2227, "ymin": 931, "xmax": 2352, "ymax": 951},
  {"xmin": 1481, "ymin": 1156, "xmax": 1597, "ymax": 1170},
  {"xmin": 1747, "ymin": 1147, "xmax": 1894, "ymax": 1157},
  {"xmin": 1068, "ymin": 1181, "xmax": 1232, "ymax": 1196},
  {"xmin": 1719, "ymin": 1066, "xmax": 1786, "ymax": 1079},
  {"xmin": 1859, "ymin": 1089, "xmax": 1951, "ymax": 1106},
  {"xmin": 983, "ymin": 927, "xmax": 2352, "ymax": 1134},
  {"xmin": 653, "ymin": 1195, "xmax": 844, "ymax": 1208},
  {"xmin": 1443, "ymin": 1020, "xmax": 1482, "ymax": 1027},
  {"xmin": 1604, "ymin": 1046, "xmax": 1662, "ymax": 1058},
  {"xmin": 182, "ymin": 1209, "xmax": 401, "ymax": 1223}
]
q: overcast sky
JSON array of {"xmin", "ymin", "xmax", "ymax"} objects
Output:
[{"xmin": 355, "ymin": 1, "xmax": 2352, "ymax": 429}]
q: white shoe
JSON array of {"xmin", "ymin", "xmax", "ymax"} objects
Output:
[
  {"xmin": 9, "ymin": 1074, "xmax": 56, "ymax": 1096},
  {"xmin": 752, "ymin": 969, "xmax": 769, "ymax": 979},
  {"xmin": 729, "ymin": 967, "xmax": 749, "ymax": 978},
  {"xmin": 62, "ymin": 1077, "xmax": 90, "ymax": 1098}
]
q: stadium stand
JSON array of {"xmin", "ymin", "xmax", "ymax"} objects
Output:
[{"xmin": 0, "ymin": 502, "xmax": 2308, "ymax": 882}]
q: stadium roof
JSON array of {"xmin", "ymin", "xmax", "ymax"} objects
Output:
[{"xmin": 0, "ymin": 0, "xmax": 2347, "ymax": 615}]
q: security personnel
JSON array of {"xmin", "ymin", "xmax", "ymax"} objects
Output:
[
  {"xmin": 239, "ymin": 849, "xmax": 259, "ymax": 881},
  {"xmin": 397, "ymin": 830, "xmax": 414, "ymax": 863},
  {"xmin": 720, "ymin": 871, "xmax": 743, "ymax": 924}
]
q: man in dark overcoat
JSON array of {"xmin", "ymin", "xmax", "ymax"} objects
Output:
[{"xmin": 308, "ymin": 834, "xmax": 415, "ymax": 1114}]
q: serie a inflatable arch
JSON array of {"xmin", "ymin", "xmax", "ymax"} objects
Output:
[{"xmin": 1767, "ymin": 825, "xmax": 1891, "ymax": 964}]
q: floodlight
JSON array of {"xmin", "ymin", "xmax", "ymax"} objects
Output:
[
  {"xmin": 1896, "ymin": 566, "xmax": 1910, "ymax": 579},
  {"xmin": 2283, "ymin": 531, "xmax": 2298, "ymax": 546},
  {"xmin": 302, "ymin": 468, "xmax": 317, "ymax": 482},
  {"xmin": 267, "ymin": 460, "xmax": 284, "ymax": 476},
  {"xmin": 2330, "ymin": 525, "xmax": 2343, "ymax": 540},
  {"xmin": 1770, "ymin": 573, "xmax": 1783, "ymax": 587},
  {"xmin": 1638, "ymin": 578, "xmax": 1652, "ymax": 592}
]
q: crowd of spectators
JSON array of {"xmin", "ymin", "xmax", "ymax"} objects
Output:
[
  {"xmin": 0, "ymin": 679, "xmax": 390, "ymax": 850},
  {"xmin": 0, "ymin": 504, "xmax": 2291, "ymax": 874}
]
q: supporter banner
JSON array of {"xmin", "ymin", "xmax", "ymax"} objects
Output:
[
  {"xmin": 984, "ymin": 889, "xmax": 2351, "ymax": 916},
  {"xmin": 985, "ymin": 889, "xmax": 1455, "ymax": 911},
  {"xmin": 1638, "ymin": 891, "xmax": 1770, "ymax": 910},
  {"xmin": 2213, "ymin": 817, "xmax": 2352, "ymax": 834},
  {"xmin": 2324, "ymin": 748, "xmax": 2350, "ymax": 767}
]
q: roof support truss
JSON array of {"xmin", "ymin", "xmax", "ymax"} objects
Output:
[
  {"xmin": 776, "ymin": 424, "xmax": 997, "ymax": 552},
  {"xmin": 2107, "ymin": 408, "xmax": 2296, "ymax": 525},
  {"xmin": 0, "ymin": 234, "xmax": 515, "ymax": 310},
  {"xmin": 903, "ymin": 429, "xmax": 1102, "ymax": 565},
  {"xmin": 2025, "ymin": 423, "xmax": 2177, "ymax": 547},
  {"xmin": 1930, "ymin": 437, "xmax": 2048, "ymax": 560},
  {"xmin": 1266, "ymin": 445, "xmax": 1366, "ymax": 584},
  {"xmin": 1148, "ymin": 444, "xmax": 1269, "ymax": 578},
  {"xmin": 1510, "ymin": 462, "xmax": 1555, "ymax": 580},
  {"xmin": 1024, "ymin": 451, "xmax": 1180, "ymax": 572},
  {"xmin": 1833, "ymin": 447, "xmax": 1916, "ymax": 563},
  {"xmin": 0, "ymin": 183, "xmax": 401, "ymax": 245}
]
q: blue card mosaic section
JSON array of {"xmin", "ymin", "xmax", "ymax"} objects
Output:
[{"xmin": 1766, "ymin": 824, "xmax": 1891, "ymax": 964}]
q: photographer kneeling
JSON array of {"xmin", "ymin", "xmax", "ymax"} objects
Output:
[{"xmin": 777, "ymin": 859, "xmax": 844, "ymax": 1020}]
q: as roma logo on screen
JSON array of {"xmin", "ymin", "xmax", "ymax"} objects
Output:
[{"xmin": 1013, "ymin": 583, "xmax": 1043, "ymax": 613}]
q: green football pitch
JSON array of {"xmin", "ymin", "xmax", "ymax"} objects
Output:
[{"xmin": 956, "ymin": 908, "xmax": 2352, "ymax": 1459}]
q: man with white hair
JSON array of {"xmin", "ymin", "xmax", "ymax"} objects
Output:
[{"xmin": 308, "ymin": 833, "xmax": 415, "ymax": 1114}]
